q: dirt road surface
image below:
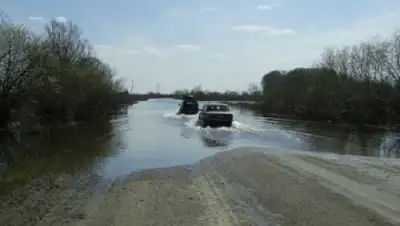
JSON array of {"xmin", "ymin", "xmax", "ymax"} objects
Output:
[{"xmin": 2, "ymin": 148, "xmax": 400, "ymax": 226}]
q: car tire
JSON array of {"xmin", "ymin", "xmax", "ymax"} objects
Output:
[{"xmin": 202, "ymin": 120, "xmax": 209, "ymax": 128}]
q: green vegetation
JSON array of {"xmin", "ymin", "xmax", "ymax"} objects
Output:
[
  {"xmin": 4, "ymin": 8, "xmax": 400, "ymax": 130},
  {"xmin": 255, "ymin": 30, "xmax": 400, "ymax": 126},
  {"xmin": 173, "ymin": 84, "xmax": 262, "ymax": 101},
  {"xmin": 0, "ymin": 11, "xmax": 133, "ymax": 132},
  {"xmin": 171, "ymin": 29, "xmax": 400, "ymax": 126},
  {"xmin": 0, "ymin": 118, "xmax": 114, "ymax": 194}
]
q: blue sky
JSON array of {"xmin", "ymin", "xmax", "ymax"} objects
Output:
[{"xmin": 2, "ymin": 0, "xmax": 400, "ymax": 93}]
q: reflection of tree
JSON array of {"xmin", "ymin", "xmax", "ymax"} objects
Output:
[
  {"xmin": 199, "ymin": 130, "xmax": 233, "ymax": 148},
  {"xmin": 267, "ymin": 118, "xmax": 399, "ymax": 158},
  {"xmin": 378, "ymin": 132, "xmax": 400, "ymax": 158},
  {"xmin": 201, "ymin": 136, "xmax": 229, "ymax": 147},
  {"xmin": 0, "ymin": 130, "xmax": 21, "ymax": 168},
  {"xmin": 0, "ymin": 116, "xmax": 117, "ymax": 174}
]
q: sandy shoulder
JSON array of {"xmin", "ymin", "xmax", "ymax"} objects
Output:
[
  {"xmin": 2, "ymin": 149, "xmax": 400, "ymax": 226},
  {"xmin": 74, "ymin": 165, "xmax": 239, "ymax": 226},
  {"xmin": 73, "ymin": 149, "xmax": 400, "ymax": 226}
]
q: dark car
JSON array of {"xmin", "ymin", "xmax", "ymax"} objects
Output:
[
  {"xmin": 197, "ymin": 103, "xmax": 233, "ymax": 127},
  {"xmin": 177, "ymin": 95, "xmax": 199, "ymax": 115}
]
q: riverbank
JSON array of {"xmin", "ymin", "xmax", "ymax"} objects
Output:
[
  {"xmin": 0, "ymin": 116, "xmax": 117, "ymax": 196},
  {"xmin": 227, "ymin": 101, "xmax": 400, "ymax": 132},
  {"xmin": 1, "ymin": 148, "xmax": 399, "ymax": 226}
]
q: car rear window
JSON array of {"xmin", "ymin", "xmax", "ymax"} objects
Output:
[
  {"xmin": 185, "ymin": 101, "xmax": 197, "ymax": 105},
  {"xmin": 206, "ymin": 105, "xmax": 229, "ymax": 112}
]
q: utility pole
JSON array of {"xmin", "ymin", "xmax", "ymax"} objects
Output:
[
  {"xmin": 130, "ymin": 80, "xmax": 134, "ymax": 94},
  {"xmin": 156, "ymin": 83, "xmax": 160, "ymax": 94}
]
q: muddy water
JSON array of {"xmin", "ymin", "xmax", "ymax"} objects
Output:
[{"xmin": 1, "ymin": 98, "xmax": 399, "ymax": 187}]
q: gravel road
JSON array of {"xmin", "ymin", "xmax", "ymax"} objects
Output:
[{"xmin": 1, "ymin": 148, "xmax": 400, "ymax": 226}]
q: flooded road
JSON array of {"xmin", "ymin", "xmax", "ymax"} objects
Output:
[
  {"xmin": 100, "ymin": 98, "xmax": 400, "ymax": 179},
  {"xmin": 1, "ymin": 99, "xmax": 400, "ymax": 225},
  {"xmin": 2, "ymin": 98, "xmax": 399, "ymax": 182}
]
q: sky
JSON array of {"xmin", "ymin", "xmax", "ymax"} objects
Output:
[{"xmin": 2, "ymin": 0, "xmax": 400, "ymax": 93}]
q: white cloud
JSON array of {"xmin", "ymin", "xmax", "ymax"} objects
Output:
[
  {"xmin": 28, "ymin": 16, "xmax": 44, "ymax": 22},
  {"xmin": 175, "ymin": 44, "xmax": 201, "ymax": 51},
  {"xmin": 95, "ymin": 44, "xmax": 113, "ymax": 49},
  {"xmin": 232, "ymin": 25, "xmax": 296, "ymax": 35},
  {"xmin": 201, "ymin": 7, "xmax": 217, "ymax": 12},
  {"xmin": 272, "ymin": 2, "xmax": 284, "ymax": 7},
  {"xmin": 122, "ymin": 50, "xmax": 140, "ymax": 55},
  {"xmin": 163, "ymin": 9, "xmax": 188, "ymax": 20},
  {"xmin": 55, "ymin": 16, "xmax": 67, "ymax": 23},
  {"xmin": 257, "ymin": 5, "xmax": 272, "ymax": 10},
  {"xmin": 142, "ymin": 45, "xmax": 162, "ymax": 56},
  {"xmin": 211, "ymin": 54, "xmax": 228, "ymax": 59},
  {"xmin": 95, "ymin": 45, "xmax": 141, "ymax": 57},
  {"xmin": 264, "ymin": 28, "xmax": 296, "ymax": 36},
  {"xmin": 257, "ymin": 0, "xmax": 283, "ymax": 10},
  {"xmin": 94, "ymin": 45, "xmax": 117, "ymax": 57},
  {"xmin": 272, "ymin": 0, "xmax": 284, "ymax": 7},
  {"xmin": 298, "ymin": 12, "xmax": 400, "ymax": 48},
  {"xmin": 91, "ymin": 8, "xmax": 400, "ymax": 93},
  {"xmin": 232, "ymin": 25, "xmax": 268, "ymax": 32}
]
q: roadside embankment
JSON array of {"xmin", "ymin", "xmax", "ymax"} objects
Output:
[
  {"xmin": 75, "ymin": 148, "xmax": 400, "ymax": 226},
  {"xmin": 1, "ymin": 148, "xmax": 400, "ymax": 226}
]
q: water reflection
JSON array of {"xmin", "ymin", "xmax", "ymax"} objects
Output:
[
  {"xmin": 0, "ymin": 114, "xmax": 123, "ymax": 182},
  {"xmin": 258, "ymin": 115, "xmax": 400, "ymax": 158},
  {"xmin": 378, "ymin": 131, "xmax": 400, "ymax": 158},
  {"xmin": 180, "ymin": 126, "xmax": 194, "ymax": 139},
  {"xmin": 2, "ymin": 100, "xmax": 400, "ymax": 193},
  {"xmin": 179, "ymin": 124, "xmax": 233, "ymax": 148},
  {"xmin": 199, "ymin": 129, "xmax": 233, "ymax": 148},
  {"xmin": 0, "ymin": 131, "xmax": 21, "ymax": 170}
]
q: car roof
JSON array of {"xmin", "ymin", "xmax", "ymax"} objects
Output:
[
  {"xmin": 182, "ymin": 95, "xmax": 194, "ymax": 100},
  {"xmin": 203, "ymin": 103, "xmax": 229, "ymax": 107}
]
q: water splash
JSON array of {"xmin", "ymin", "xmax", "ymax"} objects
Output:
[{"xmin": 166, "ymin": 110, "xmax": 314, "ymax": 152}]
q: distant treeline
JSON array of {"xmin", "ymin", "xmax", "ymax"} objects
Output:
[
  {"xmin": 255, "ymin": 29, "xmax": 400, "ymax": 126},
  {"xmin": 130, "ymin": 92, "xmax": 175, "ymax": 100},
  {"xmin": 172, "ymin": 84, "xmax": 262, "ymax": 101},
  {"xmin": 0, "ymin": 11, "xmax": 135, "ymax": 132}
]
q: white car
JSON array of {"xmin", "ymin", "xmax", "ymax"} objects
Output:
[{"xmin": 197, "ymin": 103, "xmax": 233, "ymax": 127}]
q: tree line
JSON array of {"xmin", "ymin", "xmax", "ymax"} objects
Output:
[
  {"xmin": 150, "ymin": 29, "xmax": 400, "ymax": 127},
  {"xmin": 257, "ymin": 30, "xmax": 400, "ymax": 126},
  {"xmin": 4, "ymin": 8, "xmax": 400, "ymax": 130},
  {"xmin": 172, "ymin": 84, "xmax": 262, "ymax": 101},
  {"xmin": 0, "ymin": 11, "xmax": 134, "ymax": 132}
]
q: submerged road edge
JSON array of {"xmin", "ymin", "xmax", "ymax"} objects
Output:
[
  {"xmin": 74, "ymin": 148, "xmax": 400, "ymax": 226},
  {"xmin": 1, "ymin": 148, "xmax": 400, "ymax": 226}
]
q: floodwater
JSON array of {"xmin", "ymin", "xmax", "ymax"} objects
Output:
[{"xmin": 1, "ymin": 98, "xmax": 400, "ymax": 183}]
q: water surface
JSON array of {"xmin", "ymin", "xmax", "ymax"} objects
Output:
[{"xmin": 1, "ymin": 98, "xmax": 399, "ymax": 182}]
